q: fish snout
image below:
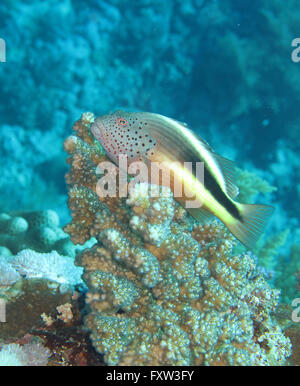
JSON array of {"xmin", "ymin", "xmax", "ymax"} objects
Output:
[{"xmin": 91, "ymin": 118, "xmax": 105, "ymax": 141}]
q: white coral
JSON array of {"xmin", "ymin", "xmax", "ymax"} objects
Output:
[
  {"xmin": 0, "ymin": 258, "xmax": 21, "ymax": 287},
  {"xmin": 11, "ymin": 249, "xmax": 83, "ymax": 286},
  {"xmin": 0, "ymin": 343, "xmax": 50, "ymax": 366}
]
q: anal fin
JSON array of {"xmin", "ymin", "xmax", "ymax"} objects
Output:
[{"xmin": 186, "ymin": 206, "xmax": 214, "ymax": 224}]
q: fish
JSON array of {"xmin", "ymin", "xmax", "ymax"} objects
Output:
[{"xmin": 91, "ymin": 110, "xmax": 274, "ymax": 250}]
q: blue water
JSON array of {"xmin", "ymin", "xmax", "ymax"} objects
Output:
[{"xmin": 0, "ymin": 0, "xmax": 299, "ymax": 314}]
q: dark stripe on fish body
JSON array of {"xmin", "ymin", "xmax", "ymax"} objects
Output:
[
  {"xmin": 188, "ymin": 154, "xmax": 242, "ymax": 221},
  {"xmin": 145, "ymin": 114, "xmax": 242, "ymax": 221}
]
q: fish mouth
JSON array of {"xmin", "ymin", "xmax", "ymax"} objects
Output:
[{"xmin": 91, "ymin": 118, "xmax": 105, "ymax": 138}]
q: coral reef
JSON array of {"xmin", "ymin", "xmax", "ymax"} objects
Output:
[
  {"xmin": 0, "ymin": 277, "xmax": 74, "ymax": 341},
  {"xmin": 0, "ymin": 210, "xmax": 76, "ymax": 257},
  {"xmin": 0, "ymin": 342, "xmax": 50, "ymax": 366},
  {"xmin": 64, "ymin": 113, "xmax": 291, "ymax": 366},
  {"xmin": 0, "ymin": 248, "xmax": 83, "ymax": 340},
  {"xmin": 273, "ymin": 304, "xmax": 300, "ymax": 366},
  {"xmin": 256, "ymin": 230, "xmax": 289, "ymax": 274},
  {"xmin": 274, "ymin": 245, "xmax": 300, "ymax": 304},
  {"xmin": 11, "ymin": 249, "xmax": 83, "ymax": 287},
  {"xmin": 0, "ymin": 207, "xmax": 96, "ymax": 343},
  {"xmin": 0, "ymin": 0, "xmax": 299, "ymax": 366},
  {"xmin": 29, "ymin": 306, "xmax": 106, "ymax": 367},
  {"xmin": 0, "ymin": 290, "xmax": 104, "ymax": 366},
  {"xmin": 0, "ymin": 124, "xmax": 67, "ymax": 217},
  {"xmin": 235, "ymin": 168, "xmax": 277, "ymax": 204}
]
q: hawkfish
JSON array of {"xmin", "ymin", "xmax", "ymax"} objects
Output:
[{"xmin": 91, "ymin": 110, "xmax": 274, "ymax": 250}]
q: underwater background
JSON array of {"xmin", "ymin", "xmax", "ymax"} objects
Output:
[{"xmin": 0, "ymin": 0, "xmax": 300, "ymax": 366}]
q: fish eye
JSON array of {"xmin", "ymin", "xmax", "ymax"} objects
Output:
[{"xmin": 118, "ymin": 118, "xmax": 127, "ymax": 126}]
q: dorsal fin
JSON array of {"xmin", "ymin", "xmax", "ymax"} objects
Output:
[
  {"xmin": 213, "ymin": 154, "xmax": 239, "ymax": 199},
  {"xmin": 179, "ymin": 129, "xmax": 239, "ymax": 199},
  {"xmin": 146, "ymin": 114, "xmax": 240, "ymax": 200},
  {"xmin": 193, "ymin": 133, "xmax": 214, "ymax": 152},
  {"xmin": 193, "ymin": 130, "xmax": 239, "ymax": 199},
  {"xmin": 175, "ymin": 119, "xmax": 189, "ymax": 128}
]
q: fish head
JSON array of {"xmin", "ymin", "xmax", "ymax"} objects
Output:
[{"xmin": 91, "ymin": 110, "xmax": 157, "ymax": 164}]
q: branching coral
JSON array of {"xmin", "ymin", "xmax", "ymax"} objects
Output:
[
  {"xmin": 64, "ymin": 113, "xmax": 291, "ymax": 366},
  {"xmin": 256, "ymin": 230, "xmax": 289, "ymax": 273},
  {"xmin": 235, "ymin": 168, "xmax": 277, "ymax": 204}
]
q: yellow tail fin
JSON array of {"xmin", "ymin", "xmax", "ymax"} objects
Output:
[{"xmin": 226, "ymin": 203, "xmax": 274, "ymax": 250}]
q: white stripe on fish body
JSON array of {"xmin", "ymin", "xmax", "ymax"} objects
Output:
[
  {"xmin": 152, "ymin": 113, "xmax": 227, "ymax": 194},
  {"xmin": 161, "ymin": 156, "xmax": 236, "ymax": 226}
]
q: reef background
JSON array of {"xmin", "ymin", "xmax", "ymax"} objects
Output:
[{"xmin": 0, "ymin": 0, "xmax": 300, "ymax": 365}]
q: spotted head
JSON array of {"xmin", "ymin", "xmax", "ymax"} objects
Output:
[{"xmin": 91, "ymin": 110, "xmax": 157, "ymax": 164}]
